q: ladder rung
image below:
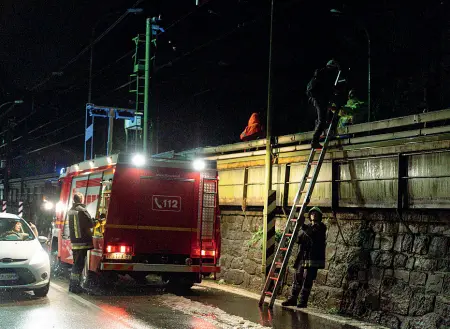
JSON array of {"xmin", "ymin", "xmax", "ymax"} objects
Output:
[
  {"xmin": 285, "ymin": 233, "xmax": 293, "ymax": 237},
  {"xmin": 309, "ymin": 161, "xmax": 319, "ymax": 165},
  {"xmin": 265, "ymin": 291, "xmax": 273, "ymax": 296},
  {"xmin": 270, "ymin": 277, "xmax": 279, "ymax": 281},
  {"xmin": 290, "ymin": 219, "xmax": 297, "ymax": 222},
  {"xmin": 280, "ymin": 247, "xmax": 288, "ymax": 251},
  {"xmin": 275, "ymin": 262, "xmax": 282, "ymax": 266}
]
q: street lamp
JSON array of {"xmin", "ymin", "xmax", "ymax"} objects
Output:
[
  {"xmin": 330, "ymin": 9, "xmax": 371, "ymax": 122},
  {"xmin": 0, "ymin": 100, "xmax": 23, "ymax": 111},
  {"xmin": 0, "ymin": 100, "xmax": 24, "ymax": 122}
]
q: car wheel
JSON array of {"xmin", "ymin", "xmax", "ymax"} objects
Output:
[{"xmin": 34, "ymin": 282, "xmax": 50, "ymax": 297}]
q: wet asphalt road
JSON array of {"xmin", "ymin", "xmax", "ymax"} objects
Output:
[{"xmin": 0, "ymin": 273, "xmax": 356, "ymax": 329}]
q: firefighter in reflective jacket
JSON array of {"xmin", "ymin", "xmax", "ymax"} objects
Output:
[
  {"xmin": 282, "ymin": 207, "xmax": 326, "ymax": 308},
  {"xmin": 68, "ymin": 192, "xmax": 94, "ymax": 293}
]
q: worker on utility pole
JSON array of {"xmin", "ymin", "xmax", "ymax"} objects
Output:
[
  {"xmin": 67, "ymin": 192, "xmax": 94, "ymax": 294},
  {"xmin": 282, "ymin": 207, "xmax": 327, "ymax": 308},
  {"xmin": 306, "ymin": 60, "xmax": 342, "ymax": 149}
]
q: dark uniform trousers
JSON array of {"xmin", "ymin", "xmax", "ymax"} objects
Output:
[
  {"xmin": 69, "ymin": 249, "xmax": 88, "ymax": 290},
  {"xmin": 309, "ymin": 95, "xmax": 329, "ymax": 144},
  {"xmin": 292, "ymin": 266, "xmax": 318, "ymax": 304},
  {"xmin": 287, "ymin": 221, "xmax": 327, "ymax": 306},
  {"xmin": 68, "ymin": 203, "xmax": 94, "ymax": 292}
]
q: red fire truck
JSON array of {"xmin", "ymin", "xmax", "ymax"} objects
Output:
[{"xmin": 50, "ymin": 153, "xmax": 220, "ymax": 288}]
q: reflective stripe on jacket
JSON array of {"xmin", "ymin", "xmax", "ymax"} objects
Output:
[{"xmin": 68, "ymin": 203, "xmax": 94, "ymax": 250}]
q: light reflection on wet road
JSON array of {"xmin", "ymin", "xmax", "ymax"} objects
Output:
[{"xmin": 0, "ymin": 275, "xmax": 357, "ymax": 329}]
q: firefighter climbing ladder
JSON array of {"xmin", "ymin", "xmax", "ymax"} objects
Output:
[{"xmin": 259, "ymin": 113, "xmax": 338, "ymax": 308}]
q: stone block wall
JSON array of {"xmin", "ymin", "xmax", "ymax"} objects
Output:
[
  {"xmin": 218, "ymin": 211, "xmax": 265, "ymax": 291},
  {"xmin": 218, "ymin": 209, "xmax": 450, "ymax": 329}
]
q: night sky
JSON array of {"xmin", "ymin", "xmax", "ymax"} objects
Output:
[{"xmin": 0, "ymin": 0, "xmax": 449, "ymax": 176}]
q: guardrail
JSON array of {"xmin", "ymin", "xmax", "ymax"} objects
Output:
[{"xmin": 176, "ymin": 109, "xmax": 450, "ymax": 157}]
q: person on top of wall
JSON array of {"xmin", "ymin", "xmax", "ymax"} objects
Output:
[
  {"xmin": 337, "ymin": 89, "xmax": 366, "ymax": 128},
  {"xmin": 240, "ymin": 112, "xmax": 265, "ymax": 141},
  {"xmin": 282, "ymin": 206, "xmax": 327, "ymax": 308},
  {"xmin": 306, "ymin": 60, "xmax": 343, "ymax": 149}
]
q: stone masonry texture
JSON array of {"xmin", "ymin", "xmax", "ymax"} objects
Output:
[{"xmin": 218, "ymin": 210, "xmax": 450, "ymax": 329}]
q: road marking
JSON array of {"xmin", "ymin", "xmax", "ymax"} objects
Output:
[{"xmin": 50, "ymin": 282, "xmax": 154, "ymax": 329}]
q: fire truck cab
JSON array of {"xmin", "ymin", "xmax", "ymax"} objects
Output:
[{"xmin": 51, "ymin": 153, "xmax": 220, "ymax": 288}]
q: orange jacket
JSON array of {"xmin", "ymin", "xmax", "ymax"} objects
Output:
[{"xmin": 240, "ymin": 113, "xmax": 265, "ymax": 141}]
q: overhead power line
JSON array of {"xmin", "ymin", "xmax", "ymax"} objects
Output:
[
  {"xmin": 29, "ymin": 0, "xmax": 145, "ymax": 92},
  {"xmin": 12, "ymin": 0, "xmax": 268, "ymax": 156},
  {"xmin": 57, "ymin": 0, "xmax": 215, "ymax": 95},
  {"xmin": 14, "ymin": 134, "xmax": 85, "ymax": 159},
  {"xmin": 58, "ymin": 49, "xmax": 136, "ymax": 94}
]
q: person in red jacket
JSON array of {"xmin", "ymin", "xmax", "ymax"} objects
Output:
[{"xmin": 240, "ymin": 113, "xmax": 265, "ymax": 141}]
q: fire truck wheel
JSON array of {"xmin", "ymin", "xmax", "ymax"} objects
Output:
[
  {"xmin": 82, "ymin": 270, "xmax": 99, "ymax": 289},
  {"xmin": 131, "ymin": 273, "xmax": 149, "ymax": 285},
  {"xmin": 97, "ymin": 272, "xmax": 119, "ymax": 289},
  {"xmin": 164, "ymin": 274, "xmax": 195, "ymax": 291}
]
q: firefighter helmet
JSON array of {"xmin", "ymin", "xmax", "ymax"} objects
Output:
[
  {"xmin": 308, "ymin": 206, "xmax": 323, "ymax": 221},
  {"xmin": 308, "ymin": 206, "xmax": 322, "ymax": 214}
]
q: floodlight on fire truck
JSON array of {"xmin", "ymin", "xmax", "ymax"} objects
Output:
[
  {"xmin": 132, "ymin": 153, "xmax": 146, "ymax": 167},
  {"xmin": 55, "ymin": 201, "xmax": 65, "ymax": 213},
  {"xmin": 43, "ymin": 200, "xmax": 54, "ymax": 211},
  {"xmin": 193, "ymin": 159, "xmax": 206, "ymax": 171}
]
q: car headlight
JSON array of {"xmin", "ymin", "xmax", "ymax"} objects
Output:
[{"xmin": 29, "ymin": 249, "xmax": 50, "ymax": 266}]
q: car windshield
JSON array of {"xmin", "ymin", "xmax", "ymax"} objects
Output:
[{"xmin": 0, "ymin": 217, "xmax": 35, "ymax": 241}]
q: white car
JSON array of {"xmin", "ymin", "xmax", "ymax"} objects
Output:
[{"xmin": 0, "ymin": 213, "xmax": 50, "ymax": 297}]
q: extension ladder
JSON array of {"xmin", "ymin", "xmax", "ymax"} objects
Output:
[{"xmin": 259, "ymin": 112, "xmax": 338, "ymax": 308}]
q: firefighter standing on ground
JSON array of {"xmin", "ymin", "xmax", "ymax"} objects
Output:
[
  {"xmin": 306, "ymin": 60, "xmax": 342, "ymax": 149},
  {"xmin": 67, "ymin": 192, "xmax": 94, "ymax": 293},
  {"xmin": 282, "ymin": 207, "xmax": 327, "ymax": 308}
]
